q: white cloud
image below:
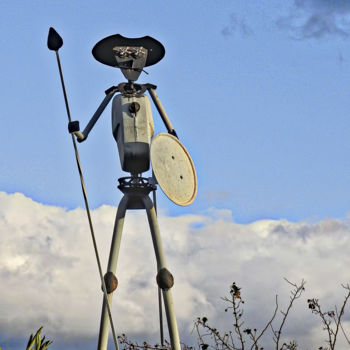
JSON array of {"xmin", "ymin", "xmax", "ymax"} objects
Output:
[
  {"xmin": 1, "ymin": 192, "xmax": 350, "ymax": 349},
  {"xmin": 277, "ymin": 0, "xmax": 350, "ymax": 39}
]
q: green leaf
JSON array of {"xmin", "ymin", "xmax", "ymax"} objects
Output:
[
  {"xmin": 35, "ymin": 332, "xmax": 41, "ymax": 350},
  {"xmin": 26, "ymin": 327, "xmax": 52, "ymax": 350},
  {"xmin": 40, "ymin": 340, "xmax": 53, "ymax": 350},
  {"xmin": 26, "ymin": 334, "xmax": 36, "ymax": 350},
  {"xmin": 34, "ymin": 327, "xmax": 43, "ymax": 337},
  {"xmin": 27, "ymin": 327, "xmax": 43, "ymax": 350}
]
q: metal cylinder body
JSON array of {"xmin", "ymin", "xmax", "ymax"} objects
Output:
[{"xmin": 112, "ymin": 94, "xmax": 154, "ymax": 174}]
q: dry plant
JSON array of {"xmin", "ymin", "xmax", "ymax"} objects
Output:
[
  {"xmin": 307, "ymin": 283, "xmax": 350, "ymax": 350},
  {"xmin": 193, "ymin": 280, "xmax": 350, "ymax": 350},
  {"xmin": 193, "ymin": 279, "xmax": 305, "ymax": 350},
  {"xmin": 117, "ymin": 334, "xmax": 194, "ymax": 350},
  {"xmin": 2, "ymin": 281, "xmax": 349, "ymax": 350}
]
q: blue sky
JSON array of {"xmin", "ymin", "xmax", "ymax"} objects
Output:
[
  {"xmin": 1, "ymin": 0, "xmax": 350, "ymax": 223},
  {"xmin": 1, "ymin": 1, "xmax": 350, "ymax": 350}
]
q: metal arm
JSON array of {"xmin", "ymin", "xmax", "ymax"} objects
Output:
[
  {"xmin": 147, "ymin": 86, "xmax": 178, "ymax": 138},
  {"xmin": 72, "ymin": 87, "xmax": 119, "ymax": 142}
]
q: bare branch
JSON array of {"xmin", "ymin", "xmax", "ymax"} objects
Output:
[
  {"xmin": 275, "ymin": 279, "xmax": 306, "ymax": 350},
  {"xmin": 333, "ymin": 284, "xmax": 350, "ymax": 349},
  {"xmin": 250, "ymin": 295, "xmax": 278, "ymax": 350},
  {"xmin": 338, "ymin": 320, "xmax": 350, "ymax": 346},
  {"xmin": 194, "ymin": 317, "xmax": 234, "ymax": 350}
]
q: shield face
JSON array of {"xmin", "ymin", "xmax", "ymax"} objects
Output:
[{"xmin": 150, "ymin": 133, "xmax": 197, "ymax": 206}]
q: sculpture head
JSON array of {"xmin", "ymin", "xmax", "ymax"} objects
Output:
[{"xmin": 92, "ymin": 34, "xmax": 165, "ymax": 82}]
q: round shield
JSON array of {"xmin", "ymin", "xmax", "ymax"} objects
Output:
[{"xmin": 150, "ymin": 133, "xmax": 197, "ymax": 206}]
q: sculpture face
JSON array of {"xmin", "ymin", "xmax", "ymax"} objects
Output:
[{"xmin": 113, "ymin": 46, "xmax": 148, "ymax": 81}]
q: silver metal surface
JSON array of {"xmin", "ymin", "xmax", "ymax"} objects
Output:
[
  {"xmin": 97, "ymin": 192, "xmax": 181, "ymax": 350},
  {"xmin": 98, "ymin": 195, "xmax": 128, "ymax": 350},
  {"xmin": 147, "ymin": 88, "xmax": 176, "ymax": 135},
  {"xmin": 142, "ymin": 196, "xmax": 181, "ymax": 350},
  {"xmin": 113, "ymin": 46, "xmax": 148, "ymax": 81},
  {"xmin": 112, "ymin": 94, "xmax": 154, "ymax": 173}
]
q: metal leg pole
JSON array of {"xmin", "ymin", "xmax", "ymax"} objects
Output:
[
  {"xmin": 98, "ymin": 195, "xmax": 129, "ymax": 350},
  {"xmin": 152, "ymin": 187, "xmax": 164, "ymax": 346},
  {"xmin": 158, "ymin": 286, "xmax": 164, "ymax": 346},
  {"xmin": 142, "ymin": 196, "xmax": 181, "ymax": 350}
]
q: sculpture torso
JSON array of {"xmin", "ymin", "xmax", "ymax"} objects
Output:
[{"xmin": 112, "ymin": 93, "xmax": 154, "ymax": 174}]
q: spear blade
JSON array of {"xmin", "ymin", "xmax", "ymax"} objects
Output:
[{"xmin": 47, "ymin": 27, "xmax": 63, "ymax": 51}]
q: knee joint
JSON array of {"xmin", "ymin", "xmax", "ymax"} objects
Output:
[
  {"xmin": 156, "ymin": 268, "xmax": 174, "ymax": 291},
  {"xmin": 102, "ymin": 271, "xmax": 118, "ymax": 294}
]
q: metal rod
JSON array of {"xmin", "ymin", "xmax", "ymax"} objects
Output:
[
  {"xmin": 98, "ymin": 195, "xmax": 129, "ymax": 350},
  {"xmin": 54, "ymin": 50, "xmax": 120, "ymax": 350},
  {"xmin": 158, "ymin": 287, "xmax": 164, "ymax": 346},
  {"xmin": 81, "ymin": 90, "xmax": 118, "ymax": 140},
  {"xmin": 147, "ymin": 88, "xmax": 177, "ymax": 137},
  {"xmin": 55, "ymin": 51, "xmax": 72, "ymax": 122},
  {"xmin": 142, "ymin": 196, "xmax": 181, "ymax": 350},
  {"xmin": 152, "ymin": 187, "xmax": 164, "ymax": 346}
]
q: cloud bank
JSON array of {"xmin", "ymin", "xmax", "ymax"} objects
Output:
[
  {"xmin": 277, "ymin": 0, "xmax": 350, "ymax": 39},
  {"xmin": 1, "ymin": 192, "xmax": 350, "ymax": 349}
]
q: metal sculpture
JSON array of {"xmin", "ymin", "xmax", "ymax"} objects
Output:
[{"xmin": 47, "ymin": 27, "xmax": 197, "ymax": 350}]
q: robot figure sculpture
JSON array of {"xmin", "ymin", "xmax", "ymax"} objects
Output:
[{"xmin": 48, "ymin": 29, "xmax": 197, "ymax": 350}]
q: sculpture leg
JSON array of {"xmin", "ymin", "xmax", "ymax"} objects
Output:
[
  {"xmin": 142, "ymin": 196, "xmax": 181, "ymax": 350},
  {"xmin": 98, "ymin": 195, "xmax": 129, "ymax": 350}
]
